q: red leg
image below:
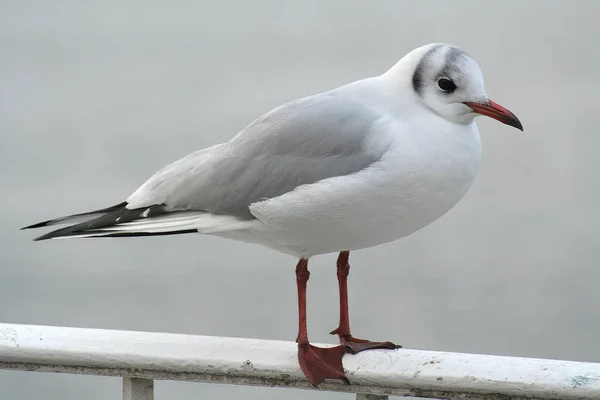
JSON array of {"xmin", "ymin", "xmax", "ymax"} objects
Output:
[
  {"xmin": 295, "ymin": 259, "xmax": 349, "ymax": 386},
  {"xmin": 329, "ymin": 251, "xmax": 401, "ymax": 354}
]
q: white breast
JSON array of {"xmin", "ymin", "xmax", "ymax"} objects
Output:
[{"xmin": 249, "ymin": 119, "xmax": 482, "ymax": 258}]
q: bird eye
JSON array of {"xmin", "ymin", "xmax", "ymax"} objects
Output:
[{"xmin": 437, "ymin": 78, "xmax": 457, "ymax": 93}]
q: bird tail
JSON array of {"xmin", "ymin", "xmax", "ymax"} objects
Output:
[
  {"xmin": 21, "ymin": 202, "xmax": 129, "ymax": 230},
  {"xmin": 22, "ymin": 202, "xmax": 253, "ymax": 241}
]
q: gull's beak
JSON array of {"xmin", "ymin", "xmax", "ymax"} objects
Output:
[{"xmin": 464, "ymin": 99, "xmax": 523, "ymax": 131}]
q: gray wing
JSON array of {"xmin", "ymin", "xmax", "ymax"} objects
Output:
[{"xmin": 127, "ymin": 93, "xmax": 390, "ymax": 218}]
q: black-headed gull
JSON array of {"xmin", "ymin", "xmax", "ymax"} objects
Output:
[{"xmin": 23, "ymin": 43, "xmax": 523, "ymax": 386}]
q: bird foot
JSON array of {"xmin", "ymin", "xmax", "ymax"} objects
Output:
[
  {"xmin": 342, "ymin": 337, "xmax": 401, "ymax": 355},
  {"xmin": 297, "ymin": 343, "xmax": 350, "ymax": 386},
  {"xmin": 330, "ymin": 328, "xmax": 401, "ymax": 355}
]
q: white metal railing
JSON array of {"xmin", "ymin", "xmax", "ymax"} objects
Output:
[{"xmin": 0, "ymin": 323, "xmax": 599, "ymax": 399}]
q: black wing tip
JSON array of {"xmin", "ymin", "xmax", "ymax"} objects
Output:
[
  {"xmin": 32, "ymin": 227, "xmax": 77, "ymax": 241},
  {"xmin": 22, "ymin": 202, "xmax": 193, "ymax": 241},
  {"xmin": 33, "ymin": 228, "xmax": 197, "ymax": 241},
  {"xmin": 21, "ymin": 220, "xmax": 53, "ymax": 230},
  {"xmin": 96, "ymin": 229, "xmax": 198, "ymax": 238},
  {"xmin": 21, "ymin": 201, "xmax": 129, "ymax": 232},
  {"xmin": 32, "ymin": 234, "xmax": 51, "ymax": 241}
]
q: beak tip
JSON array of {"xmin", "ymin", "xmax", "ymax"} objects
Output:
[{"xmin": 513, "ymin": 119, "xmax": 524, "ymax": 132}]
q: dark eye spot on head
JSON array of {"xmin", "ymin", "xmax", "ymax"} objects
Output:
[
  {"xmin": 412, "ymin": 44, "xmax": 444, "ymax": 95},
  {"xmin": 437, "ymin": 78, "xmax": 457, "ymax": 93}
]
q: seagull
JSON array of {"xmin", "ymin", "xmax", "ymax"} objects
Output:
[{"xmin": 22, "ymin": 43, "xmax": 523, "ymax": 386}]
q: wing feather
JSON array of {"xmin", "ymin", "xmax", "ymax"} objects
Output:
[{"xmin": 127, "ymin": 93, "xmax": 389, "ymax": 217}]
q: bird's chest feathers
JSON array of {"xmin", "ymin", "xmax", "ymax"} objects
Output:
[{"xmin": 372, "ymin": 128, "xmax": 481, "ymax": 223}]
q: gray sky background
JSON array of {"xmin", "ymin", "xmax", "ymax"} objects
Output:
[{"xmin": 1, "ymin": 1, "xmax": 599, "ymax": 399}]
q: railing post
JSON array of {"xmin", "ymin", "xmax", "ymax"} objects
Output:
[
  {"xmin": 356, "ymin": 394, "xmax": 388, "ymax": 400},
  {"xmin": 123, "ymin": 377, "xmax": 154, "ymax": 400}
]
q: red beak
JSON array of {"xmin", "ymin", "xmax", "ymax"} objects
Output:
[{"xmin": 464, "ymin": 100, "xmax": 523, "ymax": 131}]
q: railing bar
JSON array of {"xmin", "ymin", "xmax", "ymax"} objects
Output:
[
  {"xmin": 123, "ymin": 377, "xmax": 154, "ymax": 400},
  {"xmin": 1, "ymin": 323, "xmax": 599, "ymax": 400},
  {"xmin": 356, "ymin": 394, "xmax": 389, "ymax": 400}
]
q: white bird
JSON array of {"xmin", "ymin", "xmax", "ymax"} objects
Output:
[{"xmin": 22, "ymin": 43, "xmax": 523, "ymax": 386}]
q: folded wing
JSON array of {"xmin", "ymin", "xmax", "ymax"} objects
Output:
[{"xmin": 23, "ymin": 92, "xmax": 389, "ymax": 240}]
